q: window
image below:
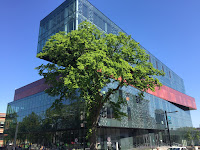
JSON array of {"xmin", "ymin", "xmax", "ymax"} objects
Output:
[
  {"xmin": 93, "ymin": 13, "xmax": 99, "ymax": 27},
  {"xmin": 127, "ymin": 107, "xmax": 131, "ymax": 121},
  {"xmin": 162, "ymin": 66, "xmax": 164, "ymax": 72},
  {"xmin": 107, "ymin": 107, "xmax": 111, "ymax": 118},
  {"xmin": 67, "ymin": 19, "xmax": 75, "ymax": 32},
  {"xmin": 155, "ymin": 113, "xmax": 165, "ymax": 125},
  {"xmin": 111, "ymin": 108, "xmax": 115, "ymax": 119},
  {"xmin": 57, "ymin": 14, "xmax": 61, "ymax": 24},
  {"xmin": 93, "ymin": 12, "xmax": 105, "ymax": 30},
  {"xmin": 99, "ymin": 17, "xmax": 105, "ymax": 30},
  {"xmin": 156, "ymin": 61, "xmax": 158, "ymax": 69},
  {"xmin": 107, "ymin": 23, "xmax": 111, "ymax": 33},
  {"xmin": 119, "ymin": 90, "xmax": 123, "ymax": 98},
  {"xmin": 68, "ymin": 3, "xmax": 75, "ymax": 16},
  {"xmin": 149, "ymin": 56, "xmax": 151, "ymax": 63},
  {"xmin": 83, "ymin": 4, "xmax": 88, "ymax": 18},
  {"xmin": 155, "ymin": 113, "xmax": 161, "ymax": 124},
  {"xmin": 169, "ymin": 71, "xmax": 171, "ymax": 78}
]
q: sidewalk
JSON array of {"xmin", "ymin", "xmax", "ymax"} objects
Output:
[{"xmin": 130, "ymin": 146, "xmax": 170, "ymax": 150}]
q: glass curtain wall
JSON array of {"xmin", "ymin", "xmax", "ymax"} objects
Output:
[
  {"xmin": 37, "ymin": 0, "xmax": 76, "ymax": 53},
  {"xmin": 5, "ymin": 86, "xmax": 192, "ymax": 149},
  {"xmin": 37, "ymin": 0, "xmax": 186, "ymax": 94}
]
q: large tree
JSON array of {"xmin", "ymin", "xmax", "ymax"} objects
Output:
[{"xmin": 36, "ymin": 21, "xmax": 164, "ymax": 149}]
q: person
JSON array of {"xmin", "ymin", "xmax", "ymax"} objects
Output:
[{"xmin": 107, "ymin": 141, "xmax": 112, "ymax": 150}]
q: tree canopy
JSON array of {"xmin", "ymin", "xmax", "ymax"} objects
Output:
[{"xmin": 36, "ymin": 21, "xmax": 164, "ymax": 149}]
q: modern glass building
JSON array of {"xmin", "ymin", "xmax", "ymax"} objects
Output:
[{"xmin": 5, "ymin": 0, "xmax": 196, "ymax": 149}]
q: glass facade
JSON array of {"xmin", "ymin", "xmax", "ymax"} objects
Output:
[
  {"xmin": 7, "ymin": 92, "xmax": 58, "ymax": 122},
  {"xmin": 37, "ymin": 0, "xmax": 76, "ymax": 54},
  {"xmin": 5, "ymin": 83, "xmax": 192, "ymax": 149},
  {"xmin": 7, "ymin": 90, "xmax": 192, "ymax": 130},
  {"xmin": 4, "ymin": 0, "xmax": 195, "ymax": 149},
  {"xmin": 6, "ymin": 81, "xmax": 192, "ymax": 131},
  {"xmin": 99, "ymin": 82, "xmax": 192, "ymax": 130},
  {"xmin": 77, "ymin": 0, "xmax": 185, "ymax": 94},
  {"xmin": 37, "ymin": 0, "xmax": 185, "ymax": 94}
]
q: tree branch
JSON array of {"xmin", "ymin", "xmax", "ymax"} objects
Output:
[{"xmin": 103, "ymin": 81, "xmax": 122, "ymax": 104}]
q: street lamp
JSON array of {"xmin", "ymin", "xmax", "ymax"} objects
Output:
[{"xmin": 164, "ymin": 110, "xmax": 178, "ymax": 147}]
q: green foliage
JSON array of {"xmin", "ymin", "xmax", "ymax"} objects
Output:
[
  {"xmin": 4, "ymin": 112, "xmax": 43, "ymax": 144},
  {"xmin": 36, "ymin": 21, "xmax": 164, "ymax": 146},
  {"xmin": 44, "ymin": 100, "xmax": 83, "ymax": 130},
  {"xmin": 185, "ymin": 127, "xmax": 200, "ymax": 140},
  {"xmin": 109, "ymin": 95, "xmax": 127, "ymax": 120},
  {"xmin": 19, "ymin": 112, "xmax": 42, "ymax": 133},
  {"xmin": 3, "ymin": 111, "xmax": 18, "ymax": 143},
  {"xmin": 18, "ymin": 112, "xmax": 42, "ymax": 143},
  {"xmin": 182, "ymin": 127, "xmax": 200, "ymax": 146}
]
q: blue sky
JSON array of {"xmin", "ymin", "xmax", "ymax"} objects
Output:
[{"xmin": 0, "ymin": 0, "xmax": 199, "ymax": 127}]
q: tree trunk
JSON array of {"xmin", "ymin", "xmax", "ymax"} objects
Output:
[
  {"xmin": 89, "ymin": 126, "xmax": 98, "ymax": 150},
  {"xmin": 89, "ymin": 104, "xmax": 102, "ymax": 150}
]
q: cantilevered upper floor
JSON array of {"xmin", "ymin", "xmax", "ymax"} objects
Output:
[{"xmin": 37, "ymin": 0, "xmax": 187, "ymax": 95}]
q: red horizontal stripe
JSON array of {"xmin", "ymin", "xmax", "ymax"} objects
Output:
[
  {"xmin": 146, "ymin": 85, "xmax": 196, "ymax": 110},
  {"xmin": 14, "ymin": 78, "xmax": 196, "ymax": 110}
]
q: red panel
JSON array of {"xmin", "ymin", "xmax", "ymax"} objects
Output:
[
  {"xmin": 14, "ymin": 78, "xmax": 49, "ymax": 101},
  {"xmin": 146, "ymin": 85, "xmax": 196, "ymax": 110},
  {"xmin": 14, "ymin": 78, "xmax": 196, "ymax": 110}
]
